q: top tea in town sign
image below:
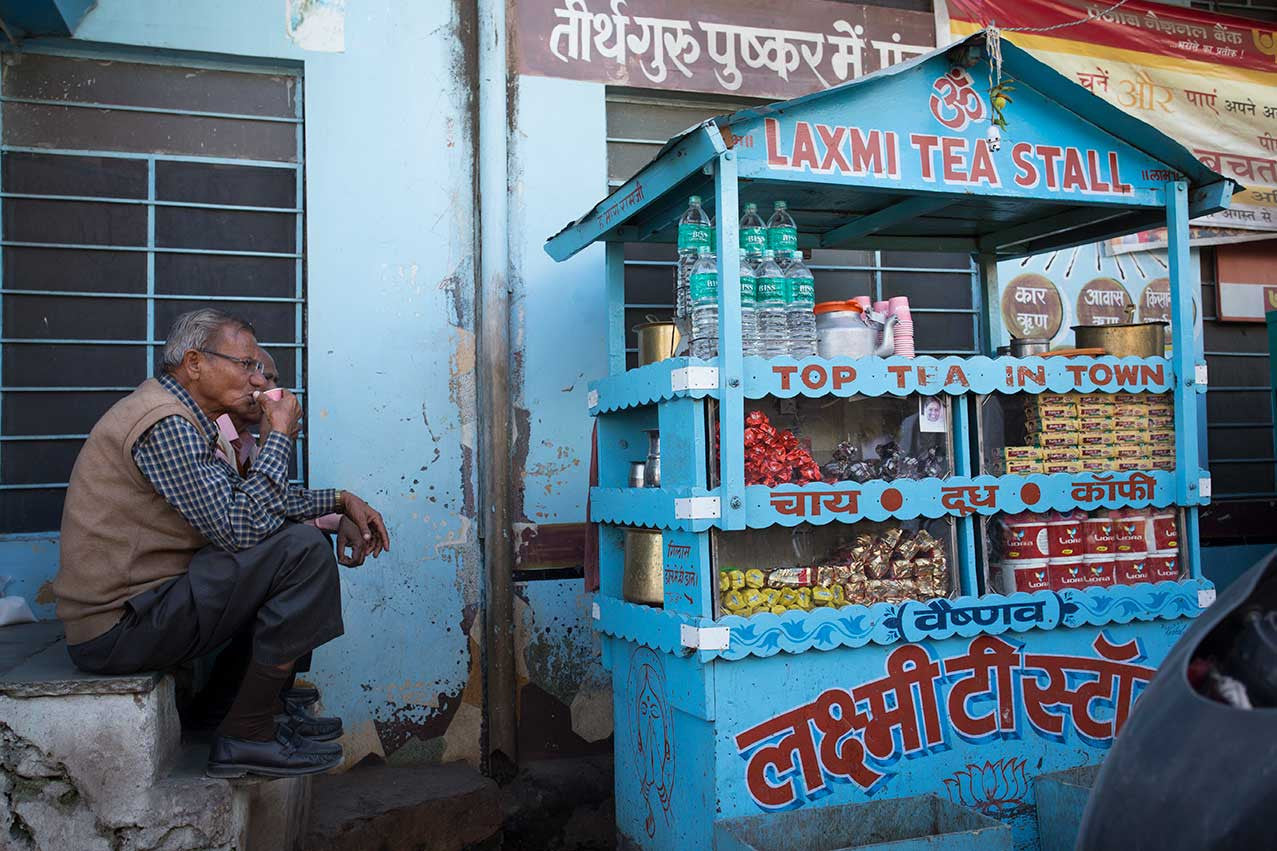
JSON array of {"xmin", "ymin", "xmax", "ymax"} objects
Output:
[{"xmin": 513, "ymin": 0, "xmax": 936, "ymax": 100}]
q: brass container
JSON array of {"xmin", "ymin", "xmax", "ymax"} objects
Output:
[
  {"xmin": 635, "ymin": 321, "xmax": 681, "ymax": 366},
  {"xmin": 623, "ymin": 529, "xmax": 664, "ymax": 607},
  {"xmin": 1071, "ymin": 322, "xmax": 1167, "ymax": 358}
]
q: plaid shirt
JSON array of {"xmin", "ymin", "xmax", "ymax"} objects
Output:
[{"xmin": 132, "ymin": 373, "xmax": 339, "ymax": 552}]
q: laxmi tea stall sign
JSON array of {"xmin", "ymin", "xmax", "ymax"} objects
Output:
[
  {"xmin": 512, "ymin": 0, "xmax": 935, "ymax": 100},
  {"xmin": 733, "ymin": 62, "xmax": 1172, "ymax": 204}
]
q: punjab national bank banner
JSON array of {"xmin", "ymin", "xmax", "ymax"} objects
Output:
[{"xmin": 946, "ymin": 0, "xmax": 1277, "ymax": 234}]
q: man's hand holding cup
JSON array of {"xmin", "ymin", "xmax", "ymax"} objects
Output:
[{"xmin": 255, "ymin": 387, "xmax": 302, "ymax": 440}]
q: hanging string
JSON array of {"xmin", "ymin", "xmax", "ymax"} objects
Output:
[
  {"xmin": 1005, "ymin": 0, "xmax": 1134, "ymax": 34},
  {"xmin": 982, "ymin": 0, "xmax": 1133, "ymax": 99}
]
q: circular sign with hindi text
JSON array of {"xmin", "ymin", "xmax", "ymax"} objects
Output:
[
  {"xmin": 1076, "ymin": 277, "xmax": 1134, "ymax": 326},
  {"xmin": 1138, "ymin": 277, "xmax": 1170, "ymax": 324},
  {"xmin": 1002, "ymin": 273, "xmax": 1064, "ymax": 340}
]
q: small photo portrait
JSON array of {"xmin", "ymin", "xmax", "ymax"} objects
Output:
[{"xmin": 919, "ymin": 396, "xmax": 947, "ymax": 433}]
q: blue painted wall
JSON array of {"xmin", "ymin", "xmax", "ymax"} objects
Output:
[
  {"xmin": 508, "ymin": 72, "xmax": 614, "ymax": 749},
  {"xmin": 4, "ymin": 0, "xmax": 488, "ymax": 766}
]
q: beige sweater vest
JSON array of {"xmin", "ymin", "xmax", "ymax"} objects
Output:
[{"xmin": 54, "ymin": 378, "xmax": 210, "ymax": 645}]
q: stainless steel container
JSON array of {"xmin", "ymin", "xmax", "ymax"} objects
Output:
[
  {"xmin": 1010, "ymin": 336, "xmax": 1051, "ymax": 357},
  {"xmin": 623, "ymin": 529, "xmax": 664, "ymax": 606},
  {"xmin": 644, "ymin": 429, "xmax": 661, "ymax": 488},
  {"xmin": 628, "ymin": 461, "xmax": 646, "ymax": 488}
]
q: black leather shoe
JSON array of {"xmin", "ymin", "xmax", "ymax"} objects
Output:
[
  {"xmin": 206, "ymin": 728, "xmax": 343, "ymax": 778},
  {"xmin": 282, "ymin": 686, "xmax": 319, "ymax": 707},
  {"xmin": 277, "ymin": 699, "xmax": 343, "ymax": 742}
]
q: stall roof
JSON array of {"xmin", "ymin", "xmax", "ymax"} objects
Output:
[{"xmin": 546, "ymin": 30, "xmax": 1234, "ymax": 262}]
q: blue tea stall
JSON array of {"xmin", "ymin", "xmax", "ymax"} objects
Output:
[{"xmin": 545, "ymin": 31, "xmax": 1233, "ymax": 851}]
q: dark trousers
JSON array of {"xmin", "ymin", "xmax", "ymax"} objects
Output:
[{"xmin": 68, "ymin": 523, "xmax": 344, "ymax": 676}]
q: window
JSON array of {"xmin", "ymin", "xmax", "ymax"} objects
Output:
[
  {"xmin": 0, "ymin": 51, "xmax": 306, "ymax": 534},
  {"xmin": 605, "ymin": 89, "xmax": 979, "ymax": 370},
  {"xmin": 1198, "ymin": 248, "xmax": 1277, "ymax": 542}
]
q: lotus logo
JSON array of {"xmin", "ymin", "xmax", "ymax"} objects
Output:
[
  {"xmin": 1034, "ymin": 571, "xmax": 1046, "ymax": 582},
  {"xmin": 1121, "ymin": 522, "xmax": 1136, "ymax": 534},
  {"xmin": 1010, "ymin": 529, "xmax": 1025, "ymax": 540},
  {"xmin": 1100, "ymin": 523, "xmax": 1112, "ymax": 534},
  {"xmin": 1131, "ymin": 562, "xmax": 1145, "ymax": 573},
  {"xmin": 1066, "ymin": 525, "xmax": 1078, "ymax": 536},
  {"xmin": 1068, "ymin": 567, "xmax": 1080, "ymax": 577},
  {"xmin": 943, "ymin": 758, "xmax": 1030, "ymax": 818},
  {"xmin": 1090, "ymin": 565, "xmax": 1105, "ymax": 576}
]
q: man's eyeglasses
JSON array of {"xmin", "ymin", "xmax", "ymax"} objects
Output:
[{"xmin": 198, "ymin": 349, "xmax": 265, "ymax": 375}]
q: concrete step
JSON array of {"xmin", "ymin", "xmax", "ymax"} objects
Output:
[
  {"xmin": 0, "ymin": 625, "xmax": 182, "ymax": 808},
  {"xmin": 0, "ymin": 622, "xmax": 312, "ymax": 851},
  {"xmin": 302, "ymin": 760, "xmax": 503, "ymax": 851}
]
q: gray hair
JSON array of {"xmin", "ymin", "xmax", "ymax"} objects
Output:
[{"xmin": 159, "ymin": 309, "xmax": 255, "ymax": 373}]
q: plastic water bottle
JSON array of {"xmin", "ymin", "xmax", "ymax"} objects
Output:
[
  {"xmin": 740, "ymin": 256, "xmax": 761, "ymax": 357},
  {"xmin": 767, "ymin": 201, "xmax": 798, "ymax": 254},
  {"xmin": 689, "ymin": 248, "xmax": 719, "ymax": 359},
  {"xmin": 755, "ymin": 250, "xmax": 788, "ymax": 358},
  {"xmin": 676, "ymin": 196, "xmax": 712, "ymax": 320},
  {"xmin": 785, "ymin": 251, "xmax": 817, "ymax": 357},
  {"xmin": 739, "ymin": 203, "xmax": 767, "ymax": 260}
]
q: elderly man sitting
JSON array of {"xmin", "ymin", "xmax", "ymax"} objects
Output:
[{"xmin": 53, "ymin": 308, "xmax": 390, "ymax": 778}]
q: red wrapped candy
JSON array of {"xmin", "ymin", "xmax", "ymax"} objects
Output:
[{"xmin": 739, "ymin": 410, "xmax": 820, "ymax": 487}]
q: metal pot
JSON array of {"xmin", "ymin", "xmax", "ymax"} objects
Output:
[
  {"xmin": 634, "ymin": 321, "xmax": 681, "ymax": 366},
  {"xmin": 628, "ymin": 461, "xmax": 646, "ymax": 488},
  {"xmin": 623, "ymin": 529, "xmax": 664, "ymax": 606},
  {"xmin": 644, "ymin": 429, "xmax": 661, "ymax": 488},
  {"xmin": 1010, "ymin": 336, "xmax": 1051, "ymax": 357},
  {"xmin": 1071, "ymin": 322, "xmax": 1166, "ymax": 358}
]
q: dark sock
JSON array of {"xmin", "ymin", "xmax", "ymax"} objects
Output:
[
  {"xmin": 276, "ymin": 669, "xmax": 298, "ymax": 713},
  {"xmin": 217, "ymin": 662, "xmax": 291, "ymax": 742}
]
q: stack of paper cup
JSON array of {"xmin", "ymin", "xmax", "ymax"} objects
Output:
[
  {"xmin": 889, "ymin": 295, "xmax": 914, "ymax": 357},
  {"xmin": 851, "ymin": 296, "xmax": 872, "ymax": 311}
]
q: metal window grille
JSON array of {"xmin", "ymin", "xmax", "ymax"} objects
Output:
[
  {"xmin": 0, "ymin": 50, "xmax": 307, "ymax": 534},
  {"xmin": 1199, "ymin": 247, "xmax": 1276, "ymax": 503}
]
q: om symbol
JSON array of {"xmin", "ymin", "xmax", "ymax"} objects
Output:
[{"xmin": 929, "ymin": 68, "xmax": 987, "ymax": 131}]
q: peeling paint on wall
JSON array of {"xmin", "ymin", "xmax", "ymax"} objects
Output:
[
  {"xmin": 286, "ymin": 0, "xmax": 345, "ymax": 52},
  {"xmin": 514, "ymin": 580, "xmax": 612, "ymax": 759}
]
